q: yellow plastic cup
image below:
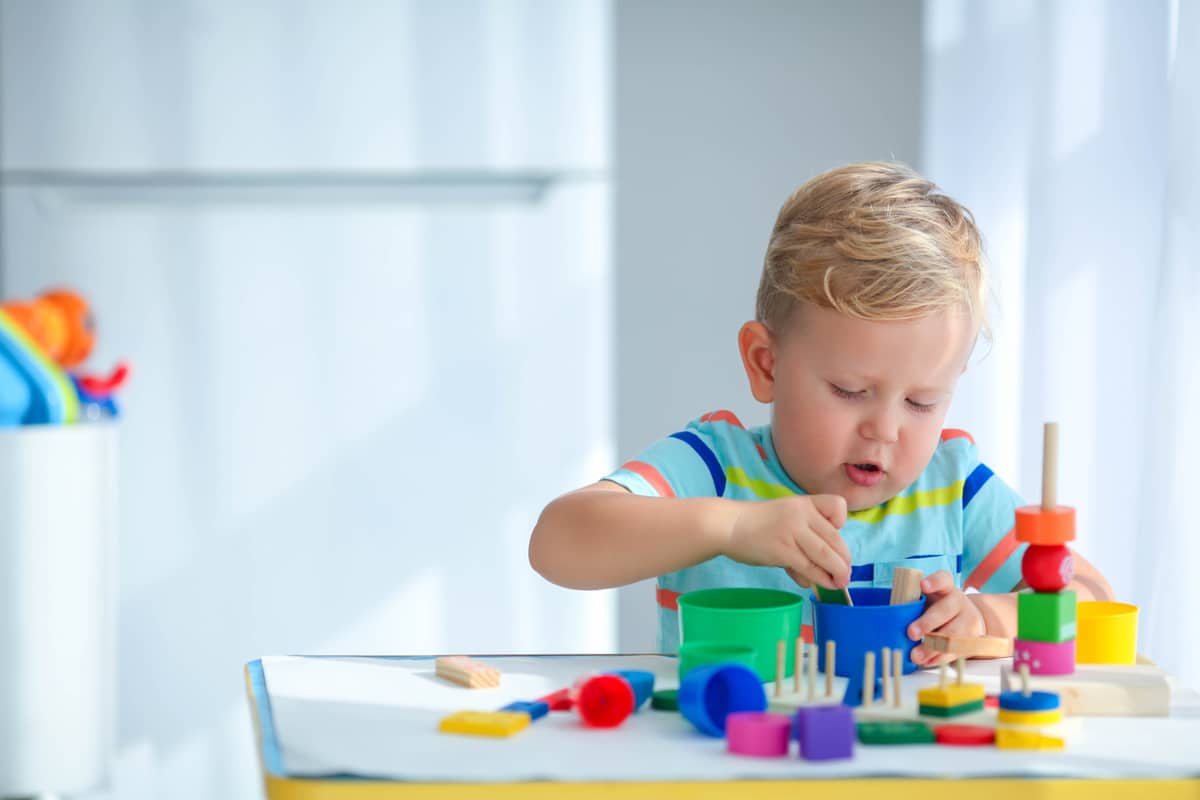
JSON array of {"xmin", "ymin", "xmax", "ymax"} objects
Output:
[{"xmin": 1075, "ymin": 601, "xmax": 1138, "ymax": 664}]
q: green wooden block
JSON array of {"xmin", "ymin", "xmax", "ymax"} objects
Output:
[
  {"xmin": 1018, "ymin": 590, "xmax": 1077, "ymax": 643},
  {"xmin": 919, "ymin": 699, "xmax": 985, "ymax": 717},
  {"xmin": 815, "ymin": 585, "xmax": 852, "ymax": 605},
  {"xmin": 857, "ymin": 721, "xmax": 935, "ymax": 745}
]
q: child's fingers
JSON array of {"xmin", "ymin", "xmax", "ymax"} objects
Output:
[
  {"xmin": 795, "ymin": 528, "xmax": 850, "ymax": 587},
  {"xmin": 920, "ymin": 570, "xmax": 955, "ymax": 598},
  {"xmin": 907, "ymin": 594, "xmax": 962, "ymax": 640},
  {"xmin": 911, "ymin": 646, "xmax": 955, "ymax": 668},
  {"xmin": 809, "ymin": 514, "xmax": 853, "ymax": 571},
  {"xmin": 784, "ymin": 554, "xmax": 837, "ymax": 593}
]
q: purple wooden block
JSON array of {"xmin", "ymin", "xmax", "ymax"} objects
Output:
[{"xmin": 794, "ymin": 704, "xmax": 855, "ymax": 761}]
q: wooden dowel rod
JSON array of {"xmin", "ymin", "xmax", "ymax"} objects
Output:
[{"xmin": 1042, "ymin": 422, "xmax": 1059, "ymax": 510}]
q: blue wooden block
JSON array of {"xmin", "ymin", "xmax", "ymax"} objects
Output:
[{"xmin": 500, "ymin": 700, "xmax": 550, "ymax": 721}]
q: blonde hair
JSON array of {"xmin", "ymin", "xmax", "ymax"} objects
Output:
[{"xmin": 756, "ymin": 162, "xmax": 989, "ymax": 339}]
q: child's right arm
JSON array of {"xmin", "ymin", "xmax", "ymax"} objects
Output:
[{"xmin": 528, "ymin": 481, "xmax": 853, "ymax": 591}]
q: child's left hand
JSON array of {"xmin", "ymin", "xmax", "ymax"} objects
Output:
[{"xmin": 906, "ymin": 570, "xmax": 986, "ymax": 667}]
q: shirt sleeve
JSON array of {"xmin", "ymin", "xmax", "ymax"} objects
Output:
[
  {"xmin": 603, "ymin": 416, "xmax": 728, "ymax": 499},
  {"xmin": 960, "ymin": 446, "xmax": 1029, "ymax": 594}
]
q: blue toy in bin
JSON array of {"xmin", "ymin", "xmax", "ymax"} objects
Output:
[{"xmin": 813, "ymin": 587, "xmax": 924, "ymax": 677}]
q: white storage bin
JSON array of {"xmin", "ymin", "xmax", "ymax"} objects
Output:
[{"xmin": 0, "ymin": 424, "xmax": 117, "ymax": 796}]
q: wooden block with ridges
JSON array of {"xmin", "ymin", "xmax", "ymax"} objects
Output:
[
  {"xmin": 435, "ymin": 656, "xmax": 501, "ymax": 688},
  {"xmin": 923, "ymin": 632, "xmax": 1013, "ymax": 659},
  {"xmin": 999, "ymin": 663, "xmax": 1170, "ymax": 716},
  {"xmin": 438, "ymin": 710, "xmax": 529, "ymax": 737}
]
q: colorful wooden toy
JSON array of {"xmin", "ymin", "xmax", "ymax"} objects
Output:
[
  {"xmin": 934, "ymin": 724, "xmax": 995, "ymax": 746},
  {"xmin": 999, "ymin": 663, "xmax": 1170, "ymax": 716},
  {"xmin": 766, "ymin": 641, "xmax": 847, "ymax": 713},
  {"xmin": 795, "ymin": 704, "xmax": 856, "ymax": 760},
  {"xmin": 889, "ymin": 567, "xmax": 923, "ymax": 605},
  {"xmin": 499, "ymin": 700, "xmax": 550, "ymax": 721},
  {"xmin": 1014, "ymin": 638, "xmax": 1076, "ymax": 676},
  {"xmin": 995, "ymin": 727, "xmax": 1066, "ymax": 751},
  {"xmin": 434, "ymin": 656, "xmax": 501, "ymax": 688},
  {"xmin": 1017, "ymin": 591, "xmax": 1077, "ymax": 643},
  {"xmin": 917, "ymin": 660, "xmax": 985, "ymax": 717},
  {"xmin": 438, "ymin": 710, "xmax": 530, "ymax": 738},
  {"xmin": 1021, "ymin": 544, "xmax": 1074, "ymax": 592},
  {"xmin": 856, "ymin": 720, "xmax": 935, "ymax": 745},
  {"xmin": 575, "ymin": 674, "xmax": 635, "ymax": 728},
  {"xmin": 726, "ymin": 712, "xmax": 792, "ymax": 758}
]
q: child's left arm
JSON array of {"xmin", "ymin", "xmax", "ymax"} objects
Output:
[{"xmin": 907, "ymin": 551, "xmax": 1114, "ymax": 668}]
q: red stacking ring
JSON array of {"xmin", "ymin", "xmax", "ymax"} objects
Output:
[{"xmin": 935, "ymin": 724, "xmax": 996, "ymax": 746}]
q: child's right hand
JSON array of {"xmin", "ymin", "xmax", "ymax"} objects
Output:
[{"xmin": 724, "ymin": 495, "xmax": 852, "ymax": 591}]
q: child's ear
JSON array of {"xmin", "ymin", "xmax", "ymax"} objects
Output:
[{"xmin": 738, "ymin": 321, "xmax": 776, "ymax": 403}]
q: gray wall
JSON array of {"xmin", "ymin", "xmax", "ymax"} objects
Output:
[{"xmin": 614, "ymin": 0, "xmax": 924, "ymax": 650}]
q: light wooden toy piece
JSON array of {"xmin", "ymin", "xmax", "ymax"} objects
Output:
[
  {"xmin": 862, "ymin": 651, "xmax": 876, "ymax": 707},
  {"xmin": 918, "ymin": 660, "xmax": 986, "ymax": 718},
  {"xmin": 807, "ymin": 642, "xmax": 817, "ymax": 701},
  {"xmin": 439, "ymin": 710, "xmax": 529, "ymax": 737},
  {"xmin": 893, "ymin": 649, "xmax": 903, "ymax": 708},
  {"xmin": 775, "ymin": 640, "xmax": 785, "ymax": 698},
  {"xmin": 890, "ymin": 567, "xmax": 923, "ymax": 605},
  {"xmin": 826, "ymin": 641, "xmax": 835, "ymax": 697},
  {"xmin": 923, "ymin": 632, "xmax": 1014, "ymax": 659},
  {"xmin": 999, "ymin": 663, "xmax": 1170, "ymax": 716},
  {"xmin": 794, "ymin": 637, "xmax": 803, "ymax": 693},
  {"xmin": 1042, "ymin": 422, "xmax": 1058, "ymax": 510},
  {"xmin": 765, "ymin": 643, "xmax": 848, "ymax": 712},
  {"xmin": 435, "ymin": 656, "xmax": 501, "ymax": 689},
  {"xmin": 881, "ymin": 646, "xmax": 892, "ymax": 706}
]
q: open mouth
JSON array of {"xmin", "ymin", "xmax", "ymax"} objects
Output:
[{"xmin": 844, "ymin": 462, "xmax": 885, "ymax": 487}]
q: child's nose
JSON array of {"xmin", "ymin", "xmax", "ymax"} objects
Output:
[{"xmin": 860, "ymin": 408, "xmax": 900, "ymax": 443}]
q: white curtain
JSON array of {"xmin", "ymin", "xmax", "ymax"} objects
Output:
[{"xmin": 925, "ymin": 0, "xmax": 1199, "ymax": 689}]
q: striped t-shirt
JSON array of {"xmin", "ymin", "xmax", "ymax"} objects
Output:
[{"xmin": 603, "ymin": 410, "xmax": 1028, "ymax": 654}]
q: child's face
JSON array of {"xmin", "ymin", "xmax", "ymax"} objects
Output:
[{"xmin": 745, "ymin": 304, "xmax": 977, "ymax": 512}]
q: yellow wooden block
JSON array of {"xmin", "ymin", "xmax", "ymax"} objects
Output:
[
  {"xmin": 438, "ymin": 710, "xmax": 530, "ymax": 738},
  {"xmin": 917, "ymin": 682, "xmax": 985, "ymax": 708},
  {"xmin": 997, "ymin": 708, "xmax": 1063, "ymax": 726},
  {"xmin": 995, "ymin": 727, "xmax": 1066, "ymax": 751}
]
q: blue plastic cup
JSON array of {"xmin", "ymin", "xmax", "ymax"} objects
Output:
[
  {"xmin": 677, "ymin": 663, "xmax": 767, "ymax": 737},
  {"xmin": 813, "ymin": 587, "xmax": 924, "ymax": 677}
]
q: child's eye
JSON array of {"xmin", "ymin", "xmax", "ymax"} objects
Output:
[
  {"xmin": 831, "ymin": 384, "xmax": 864, "ymax": 399},
  {"xmin": 907, "ymin": 399, "xmax": 937, "ymax": 413}
]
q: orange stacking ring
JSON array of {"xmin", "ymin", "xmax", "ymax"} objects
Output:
[{"xmin": 1015, "ymin": 505, "xmax": 1076, "ymax": 545}]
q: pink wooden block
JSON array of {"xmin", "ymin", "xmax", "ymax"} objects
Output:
[
  {"xmin": 726, "ymin": 712, "xmax": 791, "ymax": 757},
  {"xmin": 1013, "ymin": 638, "xmax": 1075, "ymax": 676}
]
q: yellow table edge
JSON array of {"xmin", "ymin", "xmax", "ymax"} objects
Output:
[{"xmin": 244, "ymin": 658, "xmax": 1200, "ymax": 800}]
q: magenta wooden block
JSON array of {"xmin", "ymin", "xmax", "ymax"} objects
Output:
[
  {"xmin": 794, "ymin": 704, "xmax": 855, "ymax": 761},
  {"xmin": 1014, "ymin": 638, "xmax": 1076, "ymax": 676}
]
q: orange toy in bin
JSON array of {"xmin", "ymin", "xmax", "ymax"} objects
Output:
[{"xmin": 0, "ymin": 288, "xmax": 95, "ymax": 368}]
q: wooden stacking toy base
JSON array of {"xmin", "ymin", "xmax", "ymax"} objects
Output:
[{"xmin": 999, "ymin": 663, "xmax": 1170, "ymax": 716}]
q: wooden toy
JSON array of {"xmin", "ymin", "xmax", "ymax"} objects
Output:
[
  {"xmin": 816, "ymin": 584, "xmax": 853, "ymax": 606},
  {"xmin": 650, "ymin": 689, "xmax": 678, "ymax": 711},
  {"xmin": 995, "ymin": 727, "xmax": 1065, "ymax": 751},
  {"xmin": 890, "ymin": 567, "xmax": 923, "ymax": 605},
  {"xmin": 1021, "ymin": 544, "xmax": 1074, "ymax": 592},
  {"xmin": 856, "ymin": 720, "xmax": 935, "ymax": 745},
  {"xmin": 795, "ymin": 704, "xmax": 856, "ymax": 760},
  {"xmin": 917, "ymin": 660, "xmax": 985, "ymax": 717},
  {"xmin": 999, "ymin": 663, "xmax": 1170, "ymax": 716},
  {"xmin": 1014, "ymin": 423, "xmax": 1076, "ymax": 546},
  {"xmin": 435, "ymin": 656, "xmax": 501, "ymax": 688},
  {"xmin": 537, "ymin": 688, "xmax": 573, "ymax": 711},
  {"xmin": 854, "ymin": 647, "xmax": 921, "ymax": 722},
  {"xmin": 766, "ymin": 642, "xmax": 848, "ymax": 712},
  {"xmin": 499, "ymin": 700, "xmax": 550, "ymax": 720},
  {"xmin": 438, "ymin": 710, "xmax": 530, "ymax": 737},
  {"xmin": 575, "ymin": 674, "xmax": 635, "ymax": 727},
  {"xmin": 934, "ymin": 724, "xmax": 995, "ymax": 746},
  {"xmin": 922, "ymin": 631, "xmax": 1014, "ymax": 659},
  {"xmin": 1014, "ymin": 638, "xmax": 1076, "ymax": 675},
  {"xmin": 726, "ymin": 712, "xmax": 792, "ymax": 758},
  {"xmin": 1017, "ymin": 591, "xmax": 1077, "ymax": 643}
]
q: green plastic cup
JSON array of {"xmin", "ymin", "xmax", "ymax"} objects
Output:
[
  {"xmin": 677, "ymin": 641, "xmax": 758, "ymax": 681},
  {"xmin": 677, "ymin": 588, "xmax": 804, "ymax": 682}
]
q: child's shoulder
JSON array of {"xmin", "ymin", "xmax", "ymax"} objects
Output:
[
  {"xmin": 682, "ymin": 409, "xmax": 769, "ymax": 456},
  {"xmin": 922, "ymin": 428, "xmax": 984, "ymax": 482}
]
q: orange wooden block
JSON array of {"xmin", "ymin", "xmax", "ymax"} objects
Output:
[{"xmin": 1014, "ymin": 505, "xmax": 1076, "ymax": 545}]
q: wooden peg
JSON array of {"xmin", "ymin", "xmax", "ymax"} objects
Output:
[
  {"xmin": 893, "ymin": 649, "xmax": 903, "ymax": 708},
  {"xmin": 1019, "ymin": 662, "xmax": 1032, "ymax": 697},
  {"xmin": 775, "ymin": 640, "xmax": 785, "ymax": 697},
  {"xmin": 794, "ymin": 637, "xmax": 803, "ymax": 693},
  {"xmin": 938, "ymin": 662, "xmax": 948, "ymax": 690},
  {"xmin": 890, "ymin": 567, "xmax": 923, "ymax": 605},
  {"xmin": 807, "ymin": 643, "xmax": 817, "ymax": 701},
  {"xmin": 881, "ymin": 647, "xmax": 892, "ymax": 706},
  {"xmin": 863, "ymin": 651, "xmax": 876, "ymax": 707},
  {"xmin": 1042, "ymin": 422, "xmax": 1058, "ymax": 510},
  {"xmin": 955, "ymin": 656, "xmax": 965, "ymax": 686},
  {"xmin": 826, "ymin": 640, "xmax": 836, "ymax": 697}
]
